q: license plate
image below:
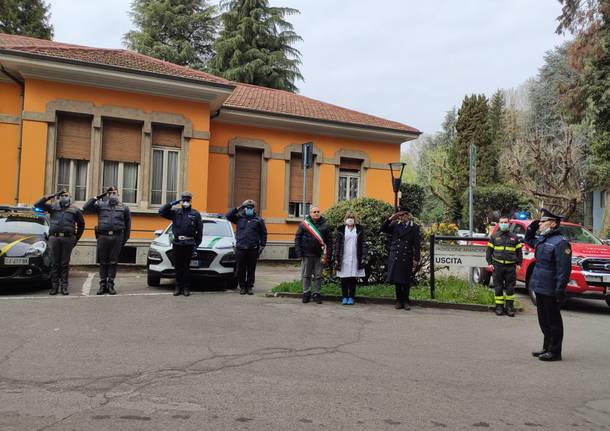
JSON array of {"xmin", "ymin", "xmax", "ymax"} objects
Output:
[
  {"xmin": 4, "ymin": 257, "xmax": 29, "ymax": 265},
  {"xmin": 603, "ymin": 275, "xmax": 610, "ymax": 283},
  {"xmin": 189, "ymin": 260, "xmax": 199, "ymax": 268}
]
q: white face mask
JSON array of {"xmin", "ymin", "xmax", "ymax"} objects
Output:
[
  {"xmin": 182, "ymin": 201, "xmax": 191, "ymax": 208},
  {"xmin": 345, "ymin": 218, "xmax": 355, "ymax": 226}
]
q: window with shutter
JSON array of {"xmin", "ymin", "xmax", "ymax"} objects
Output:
[
  {"xmin": 288, "ymin": 153, "xmax": 314, "ymax": 217},
  {"xmin": 233, "ymin": 148, "xmax": 262, "ymax": 208},
  {"xmin": 55, "ymin": 114, "xmax": 92, "ymax": 200}
]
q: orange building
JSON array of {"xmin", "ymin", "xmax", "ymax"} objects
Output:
[{"xmin": 0, "ymin": 34, "xmax": 420, "ymax": 262}]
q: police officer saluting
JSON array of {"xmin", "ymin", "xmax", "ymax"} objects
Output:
[
  {"xmin": 486, "ymin": 216, "xmax": 523, "ymax": 317},
  {"xmin": 83, "ymin": 187, "xmax": 131, "ymax": 295},
  {"xmin": 159, "ymin": 192, "xmax": 203, "ymax": 297},
  {"xmin": 524, "ymin": 208, "xmax": 571, "ymax": 362},
  {"xmin": 34, "ymin": 190, "xmax": 85, "ymax": 295},
  {"xmin": 225, "ymin": 199, "xmax": 267, "ymax": 295}
]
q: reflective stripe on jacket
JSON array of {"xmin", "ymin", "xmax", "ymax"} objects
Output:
[{"xmin": 486, "ymin": 231, "xmax": 523, "ymax": 265}]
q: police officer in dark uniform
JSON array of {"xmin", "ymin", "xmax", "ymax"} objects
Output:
[
  {"xmin": 524, "ymin": 208, "xmax": 571, "ymax": 362},
  {"xmin": 225, "ymin": 199, "xmax": 267, "ymax": 295},
  {"xmin": 34, "ymin": 190, "xmax": 85, "ymax": 295},
  {"xmin": 486, "ymin": 216, "xmax": 523, "ymax": 317},
  {"xmin": 83, "ymin": 187, "xmax": 131, "ymax": 295},
  {"xmin": 381, "ymin": 208, "xmax": 421, "ymax": 310},
  {"xmin": 159, "ymin": 191, "xmax": 203, "ymax": 297}
]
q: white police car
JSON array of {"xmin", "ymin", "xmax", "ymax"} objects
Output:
[{"xmin": 146, "ymin": 214, "xmax": 237, "ymax": 289}]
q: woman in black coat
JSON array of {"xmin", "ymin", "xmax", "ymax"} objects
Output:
[
  {"xmin": 381, "ymin": 209, "xmax": 421, "ymax": 310},
  {"xmin": 334, "ymin": 211, "xmax": 366, "ymax": 305}
]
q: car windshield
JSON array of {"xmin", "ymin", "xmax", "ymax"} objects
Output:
[
  {"xmin": 202, "ymin": 220, "xmax": 232, "ymax": 237},
  {"xmin": 559, "ymin": 226, "xmax": 603, "ymax": 245},
  {"xmin": 165, "ymin": 221, "xmax": 232, "ymax": 237},
  {"xmin": 0, "ymin": 214, "xmax": 48, "ymax": 235}
]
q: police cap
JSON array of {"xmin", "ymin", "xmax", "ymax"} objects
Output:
[
  {"xmin": 539, "ymin": 208, "xmax": 563, "ymax": 223},
  {"xmin": 241, "ymin": 199, "xmax": 256, "ymax": 208},
  {"xmin": 181, "ymin": 191, "xmax": 193, "ymax": 201}
]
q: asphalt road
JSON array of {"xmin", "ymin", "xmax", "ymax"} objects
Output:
[{"xmin": 1, "ymin": 265, "xmax": 610, "ymax": 430}]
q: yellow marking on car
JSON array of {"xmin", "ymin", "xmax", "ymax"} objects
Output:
[{"xmin": 0, "ymin": 236, "xmax": 34, "ymax": 257}]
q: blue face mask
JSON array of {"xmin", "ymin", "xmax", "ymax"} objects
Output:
[
  {"xmin": 245, "ymin": 207, "xmax": 254, "ymax": 216},
  {"xmin": 499, "ymin": 223, "xmax": 509, "ymax": 231}
]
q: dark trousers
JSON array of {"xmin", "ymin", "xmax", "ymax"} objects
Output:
[
  {"xmin": 173, "ymin": 244, "xmax": 193, "ymax": 292},
  {"xmin": 235, "ymin": 248, "xmax": 258, "ymax": 291},
  {"xmin": 97, "ymin": 235, "xmax": 122, "ymax": 287},
  {"xmin": 48, "ymin": 236, "xmax": 74, "ymax": 290},
  {"xmin": 395, "ymin": 283, "xmax": 411, "ymax": 305},
  {"xmin": 340, "ymin": 277, "xmax": 357, "ymax": 298},
  {"xmin": 536, "ymin": 293, "xmax": 564, "ymax": 355},
  {"xmin": 492, "ymin": 264, "xmax": 516, "ymax": 303}
]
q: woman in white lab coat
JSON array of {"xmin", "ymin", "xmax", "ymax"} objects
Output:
[{"xmin": 334, "ymin": 211, "xmax": 366, "ymax": 305}]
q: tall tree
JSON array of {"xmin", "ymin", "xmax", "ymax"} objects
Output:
[
  {"xmin": 488, "ymin": 90, "xmax": 507, "ymax": 179},
  {"xmin": 123, "ymin": 0, "xmax": 218, "ymax": 70},
  {"xmin": 210, "ymin": 0, "xmax": 303, "ymax": 92},
  {"xmin": 0, "ymin": 0, "xmax": 53, "ymax": 39}
]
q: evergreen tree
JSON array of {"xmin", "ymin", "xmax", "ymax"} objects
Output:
[
  {"xmin": 488, "ymin": 90, "xmax": 506, "ymax": 179},
  {"xmin": 210, "ymin": 0, "xmax": 303, "ymax": 92},
  {"xmin": 123, "ymin": 0, "xmax": 218, "ymax": 70},
  {"xmin": 0, "ymin": 0, "xmax": 53, "ymax": 39}
]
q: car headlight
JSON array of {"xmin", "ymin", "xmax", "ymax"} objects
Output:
[
  {"xmin": 25, "ymin": 241, "xmax": 47, "ymax": 257},
  {"xmin": 148, "ymin": 249, "xmax": 163, "ymax": 261}
]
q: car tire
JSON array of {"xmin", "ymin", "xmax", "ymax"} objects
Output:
[
  {"xmin": 147, "ymin": 271, "xmax": 161, "ymax": 287},
  {"xmin": 473, "ymin": 267, "xmax": 491, "ymax": 286}
]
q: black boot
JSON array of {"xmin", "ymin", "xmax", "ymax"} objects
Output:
[
  {"xmin": 107, "ymin": 280, "xmax": 117, "ymax": 295},
  {"xmin": 173, "ymin": 285, "xmax": 182, "ymax": 296},
  {"xmin": 239, "ymin": 287, "xmax": 247, "ymax": 295},
  {"xmin": 313, "ymin": 293, "xmax": 322, "ymax": 304},
  {"xmin": 60, "ymin": 286, "xmax": 69, "ymax": 295},
  {"xmin": 302, "ymin": 291, "xmax": 311, "ymax": 303},
  {"xmin": 247, "ymin": 287, "xmax": 253, "ymax": 295},
  {"xmin": 49, "ymin": 281, "xmax": 59, "ymax": 295},
  {"xmin": 531, "ymin": 349, "xmax": 548, "ymax": 357},
  {"xmin": 495, "ymin": 304, "xmax": 504, "ymax": 316},
  {"xmin": 97, "ymin": 279, "xmax": 107, "ymax": 295},
  {"xmin": 183, "ymin": 287, "xmax": 190, "ymax": 297},
  {"xmin": 538, "ymin": 352, "xmax": 562, "ymax": 362},
  {"xmin": 395, "ymin": 301, "xmax": 404, "ymax": 309},
  {"xmin": 505, "ymin": 300, "xmax": 515, "ymax": 317}
]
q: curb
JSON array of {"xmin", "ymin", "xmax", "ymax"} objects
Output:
[{"xmin": 265, "ymin": 292, "xmax": 524, "ymax": 313}]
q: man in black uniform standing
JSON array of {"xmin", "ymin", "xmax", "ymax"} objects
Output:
[
  {"xmin": 524, "ymin": 208, "xmax": 571, "ymax": 362},
  {"xmin": 225, "ymin": 199, "xmax": 267, "ymax": 295},
  {"xmin": 83, "ymin": 187, "xmax": 131, "ymax": 295},
  {"xmin": 34, "ymin": 190, "xmax": 85, "ymax": 295},
  {"xmin": 486, "ymin": 216, "xmax": 523, "ymax": 317},
  {"xmin": 159, "ymin": 191, "xmax": 203, "ymax": 297},
  {"xmin": 381, "ymin": 208, "xmax": 421, "ymax": 310}
]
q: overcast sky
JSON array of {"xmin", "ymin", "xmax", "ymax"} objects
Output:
[{"xmin": 48, "ymin": 0, "xmax": 567, "ymax": 135}]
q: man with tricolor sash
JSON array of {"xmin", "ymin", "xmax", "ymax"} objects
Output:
[
  {"xmin": 486, "ymin": 216, "xmax": 523, "ymax": 317},
  {"xmin": 294, "ymin": 206, "xmax": 332, "ymax": 304}
]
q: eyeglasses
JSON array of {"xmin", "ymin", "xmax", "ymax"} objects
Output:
[{"xmin": 312, "ymin": 211, "xmax": 320, "ymax": 213}]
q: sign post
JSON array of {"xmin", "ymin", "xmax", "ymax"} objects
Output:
[
  {"xmin": 468, "ymin": 144, "xmax": 477, "ymax": 288},
  {"xmin": 302, "ymin": 142, "xmax": 313, "ymax": 218}
]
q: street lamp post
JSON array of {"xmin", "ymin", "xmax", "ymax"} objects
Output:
[{"xmin": 388, "ymin": 162, "xmax": 406, "ymax": 211}]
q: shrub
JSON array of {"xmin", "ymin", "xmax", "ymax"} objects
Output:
[
  {"xmin": 414, "ymin": 221, "xmax": 459, "ymax": 282},
  {"xmin": 323, "ymin": 197, "xmax": 394, "ymax": 283},
  {"xmin": 399, "ymin": 183, "xmax": 426, "ymax": 217},
  {"xmin": 462, "ymin": 184, "xmax": 527, "ymax": 231}
]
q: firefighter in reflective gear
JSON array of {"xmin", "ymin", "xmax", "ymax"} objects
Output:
[
  {"xmin": 486, "ymin": 216, "xmax": 523, "ymax": 317},
  {"xmin": 83, "ymin": 187, "xmax": 131, "ymax": 295},
  {"xmin": 159, "ymin": 191, "xmax": 203, "ymax": 297},
  {"xmin": 34, "ymin": 190, "xmax": 85, "ymax": 295}
]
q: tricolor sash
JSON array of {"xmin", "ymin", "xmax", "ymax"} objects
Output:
[{"xmin": 302, "ymin": 216, "xmax": 329, "ymax": 264}]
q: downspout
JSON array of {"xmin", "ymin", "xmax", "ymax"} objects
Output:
[{"xmin": 1, "ymin": 66, "xmax": 25, "ymax": 205}]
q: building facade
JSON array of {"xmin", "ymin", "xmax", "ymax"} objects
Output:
[{"xmin": 0, "ymin": 34, "xmax": 420, "ymax": 262}]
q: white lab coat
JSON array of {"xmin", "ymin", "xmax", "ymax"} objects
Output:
[{"xmin": 336, "ymin": 225, "xmax": 365, "ymax": 278}]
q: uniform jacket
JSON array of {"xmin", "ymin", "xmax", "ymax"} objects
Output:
[
  {"xmin": 159, "ymin": 203, "xmax": 203, "ymax": 247},
  {"xmin": 486, "ymin": 230, "xmax": 523, "ymax": 265},
  {"xmin": 334, "ymin": 224, "xmax": 366, "ymax": 271},
  {"xmin": 381, "ymin": 218, "xmax": 421, "ymax": 284},
  {"xmin": 524, "ymin": 226, "xmax": 572, "ymax": 296},
  {"xmin": 34, "ymin": 197, "xmax": 85, "ymax": 241},
  {"xmin": 225, "ymin": 208, "xmax": 267, "ymax": 250},
  {"xmin": 294, "ymin": 216, "xmax": 332, "ymax": 258},
  {"xmin": 83, "ymin": 198, "xmax": 132, "ymax": 242}
]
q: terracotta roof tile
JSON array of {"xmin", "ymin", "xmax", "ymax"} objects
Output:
[{"xmin": 0, "ymin": 33, "xmax": 420, "ymax": 134}]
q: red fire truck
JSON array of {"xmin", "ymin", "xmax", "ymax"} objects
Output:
[{"xmin": 474, "ymin": 219, "xmax": 610, "ymax": 307}]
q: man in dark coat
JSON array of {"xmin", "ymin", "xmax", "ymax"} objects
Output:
[
  {"xmin": 83, "ymin": 187, "xmax": 131, "ymax": 295},
  {"xmin": 159, "ymin": 191, "xmax": 203, "ymax": 297},
  {"xmin": 294, "ymin": 205, "xmax": 332, "ymax": 304},
  {"xmin": 34, "ymin": 190, "xmax": 85, "ymax": 295},
  {"xmin": 381, "ymin": 209, "xmax": 421, "ymax": 310},
  {"xmin": 225, "ymin": 199, "xmax": 267, "ymax": 295},
  {"xmin": 524, "ymin": 208, "xmax": 572, "ymax": 362}
]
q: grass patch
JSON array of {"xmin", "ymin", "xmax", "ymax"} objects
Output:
[{"xmin": 272, "ymin": 276, "xmax": 519, "ymax": 307}]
